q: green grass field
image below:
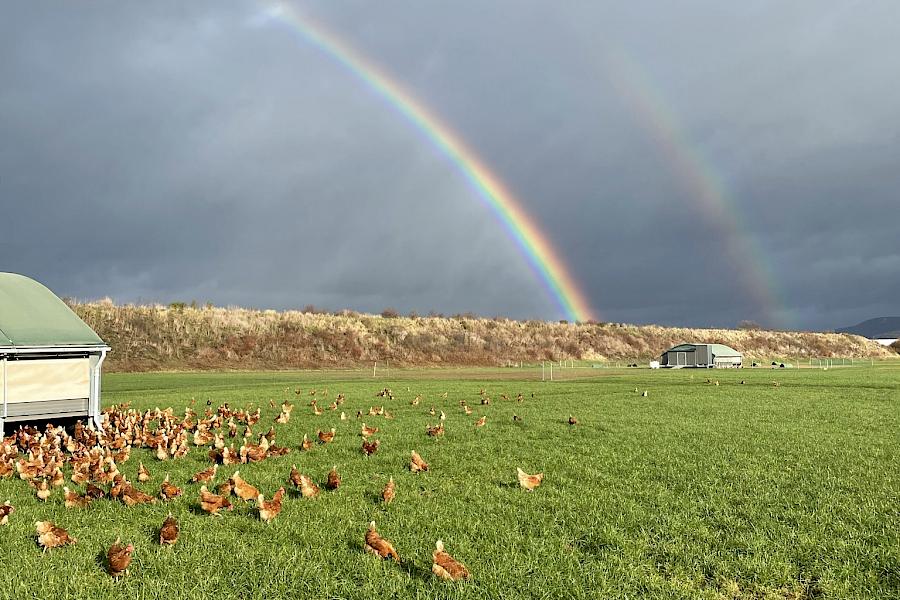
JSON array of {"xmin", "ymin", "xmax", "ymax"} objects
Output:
[{"xmin": 1, "ymin": 366, "xmax": 898, "ymax": 599}]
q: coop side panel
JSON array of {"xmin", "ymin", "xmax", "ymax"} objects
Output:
[{"xmin": 6, "ymin": 358, "xmax": 90, "ymax": 403}]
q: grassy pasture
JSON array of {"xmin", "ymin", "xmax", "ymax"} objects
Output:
[{"xmin": 0, "ymin": 366, "xmax": 898, "ymax": 599}]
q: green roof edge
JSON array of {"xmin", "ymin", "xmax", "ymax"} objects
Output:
[{"xmin": 0, "ymin": 273, "xmax": 106, "ymax": 348}]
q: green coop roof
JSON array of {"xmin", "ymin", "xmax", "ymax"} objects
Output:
[{"xmin": 0, "ymin": 273, "xmax": 106, "ymax": 348}]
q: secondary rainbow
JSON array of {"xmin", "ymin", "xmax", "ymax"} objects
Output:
[
  {"xmin": 256, "ymin": 2, "xmax": 596, "ymax": 322},
  {"xmin": 599, "ymin": 48, "xmax": 784, "ymax": 327}
]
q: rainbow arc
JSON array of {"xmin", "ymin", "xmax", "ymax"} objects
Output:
[{"xmin": 259, "ymin": 2, "xmax": 596, "ymax": 323}]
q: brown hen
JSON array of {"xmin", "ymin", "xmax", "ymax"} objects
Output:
[
  {"xmin": 33, "ymin": 479, "xmax": 51, "ymax": 501},
  {"xmin": 516, "ymin": 467, "xmax": 543, "ymax": 491},
  {"xmin": 361, "ymin": 439, "xmax": 380, "ymax": 456},
  {"xmin": 107, "ymin": 538, "xmax": 134, "ymax": 577},
  {"xmin": 230, "ymin": 470, "xmax": 260, "ymax": 501},
  {"xmin": 288, "ymin": 464, "xmax": 302, "ymax": 488},
  {"xmin": 35, "ymin": 521, "xmax": 76, "ymax": 551},
  {"xmin": 410, "ymin": 450, "xmax": 429, "ymax": 473},
  {"xmin": 216, "ymin": 480, "xmax": 234, "ymax": 497},
  {"xmin": 191, "ymin": 464, "xmax": 217, "ymax": 484},
  {"xmin": 258, "ymin": 487, "xmax": 285, "ymax": 522},
  {"xmin": 160, "ymin": 474, "xmax": 183, "ymax": 501},
  {"xmin": 381, "ymin": 477, "xmax": 395, "ymax": 504},
  {"xmin": 159, "ymin": 514, "xmax": 179, "ymax": 546},
  {"xmin": 122, "ymin": 485, "xmax": 156, "ymax": 507},
  {"xmin": 298, "ymin": 474, "xmax": 320, "ymax": 498},
  {"xmin": 199, "ymin": 485, "xmax": 232, "ymax": 515},
  {"xmin": 317, "ymin": 428, "xmax": 336, "ymax": 444},
  {"xmin": 0, "ymin": 501, "xmax": 13, "ymax": 525},
  {"xmin": 63, "ymin": 486, "xmax": 90, "ymax": 509},
  {"xmin": 85, "ymin": 483, "xmax": 106, "ymax": 500},
  {"xmin": 364, "ymin": 521, "xmax": 400, "ymax": 562},
  {"xmin": 432, "ymin": 540, "xmax": 470, "ymax": 581},
  {"xmin": 325, "ymin": 466, "xmax": 341, "ymax": 491}
]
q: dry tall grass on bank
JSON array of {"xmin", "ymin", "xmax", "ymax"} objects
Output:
[{"xmin": 70, "ymin": 301, "xmax": 893, "ymax": 372}]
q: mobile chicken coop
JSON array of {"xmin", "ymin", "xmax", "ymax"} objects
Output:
[{"xmin": 0, "ymin": 273, "xmax": 109, "ymax": 435}]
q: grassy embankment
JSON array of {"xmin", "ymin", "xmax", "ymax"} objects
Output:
[{"xmin": 70, "ymin": 301, "xmax": 894, "ymax": 372}]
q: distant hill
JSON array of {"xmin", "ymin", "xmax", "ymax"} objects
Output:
[
  {"xmin": 836, "ymin": 317, "xmax": 900, "ymax": 339},
  {"xmin": 68, "ymin": 301, "xmax": 895, "ymax": 372}
]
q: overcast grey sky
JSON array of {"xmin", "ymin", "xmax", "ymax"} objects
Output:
[{"xmin": 2, "ymin": 1, "xmax": 897, "ymax": 330}]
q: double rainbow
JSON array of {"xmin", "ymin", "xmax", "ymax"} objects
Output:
[{"xmin": 258, "ymin": 2, "xmax": 596, "ymax": 323}]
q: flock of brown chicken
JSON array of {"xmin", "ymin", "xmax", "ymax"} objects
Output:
[{"xmin": 0, "ymin": 386, "xmax": 553, "ymax": 581}]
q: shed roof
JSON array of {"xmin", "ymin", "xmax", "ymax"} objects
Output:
[
  {"xmin": 708, "ymin": 343, "xmax": 741, "ymax": 357},
  {"xmin": 0, "ymin": 273, "xmax": 105, "ymax": 348},
  {"xmin": 667, "ymin": 343, "xmax": 699, "ymax": 352}
]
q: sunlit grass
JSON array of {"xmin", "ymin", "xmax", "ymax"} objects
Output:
[{"xmin": 0, "ymin": 367, "xmax": 898, "ymax": 598}]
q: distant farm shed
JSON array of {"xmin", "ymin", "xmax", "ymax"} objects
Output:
[
  {"xmin": 660, "ymin": 343, "xmax": 742, "ymax": 368},
  {"xmin": 0, "ymin": 273, "xmax": 109, "ymax": 435}
]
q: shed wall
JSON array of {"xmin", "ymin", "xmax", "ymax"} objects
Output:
[
  {"xmin": 696, "ymin": 345, "xmax": 710, "ymax": 365},
  {"xmin": 666, "ymin": 350, "xmax": 695, "ymax": 365}
]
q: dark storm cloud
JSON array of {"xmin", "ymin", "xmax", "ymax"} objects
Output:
[{"xmin": 1, "ymin": 1, "xmax": 897, "ymax": 329}]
